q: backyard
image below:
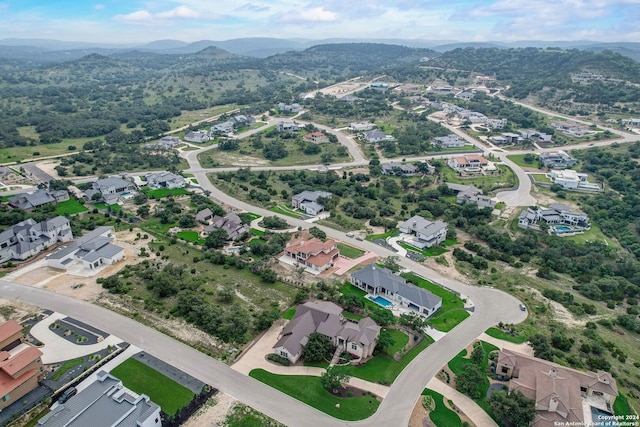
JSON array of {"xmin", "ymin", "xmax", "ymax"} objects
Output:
[
  {"xmin": 421, "ymin": 388, "xmax": 462, "ymax": 427},
  {"xmin": 110, "ymin": 358, "xmax": 195, "ymax": 416},
  {"xmin": 336, "ymin": 243, "xmax": 366, "ymax": 259}
]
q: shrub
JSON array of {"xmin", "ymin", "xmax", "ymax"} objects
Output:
[{"xmin": 266, "ymin": 353, "xmax": 291, "ymax": 366}]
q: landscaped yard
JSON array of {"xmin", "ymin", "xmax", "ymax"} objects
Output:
[
  {"xmin": 485, "ymin": 327, "xmax": 527, "ymax": 344},
  {"xmin": 50, "ymin": 358, "xmax": 84, "ymax": 381},
  {"xmin": 176, "ymin": 231, "xmax": 205, "ymax": 245},
  {"xmin": 282, "ymin": 307, "xmax": 296, "ymax": 320},
  {"xmin": 386, "ymin": 329, "xmax": 409, "ymax": 356},
  {"xmin": 421, "ymin": 388, "xmax": 462, "ymax": 427},
  {"xmin": 365, "ymin": 229, "xmax": 398, "ymax": 242},
  {"xmin": 249, "ymin": 369, "xmax": 380, "ymax": 420},
  {"xmin": 110, "ymin": 358, "xmax": 195, "ymax": 416},
  {"xmin": 337, "ymin": 243, "xmax": 365, "ymax": 259},
  {"xmin": 530, "ymin": 173, "xmax": 551, "ymax": 183},
  {"xmin": 402, "ymin": 273, "xmax": 470, "ymax": 332},
  {"xmin": 54, "ymin": 199, "xmax": 88, "ymax": 215},
  {"xmin": 344, "ymin": 335, "xmax": 435, "ymax": 384},
  {"xmin": 506, "ymin": 154, "xmax": 539, "ymax": 168},
  {"xmin": 399, "ymin": 242, "xmax": 449, "ymax": 257},
  {"xmin": 144, "ymin": 187, "xmax": 190, "ymax": 199},
  {"xmin": 567, "ymin": 223, "xmax": 618, "ymax": 248},
  {"xmin": 614, "ymin": 392, "xmax": 633, "ymax": 416},
  {"xmin": 440, "ymin": 165, "xmax": 516, "ymax": 192},
  {"xmin": 270, "ymin": 205, "xmax": 306, "ymax": 219}
]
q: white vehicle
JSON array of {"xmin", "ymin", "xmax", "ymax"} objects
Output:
[{"xmin": 346, "ymin": 232, "xmax": 354, "ymax": 237}]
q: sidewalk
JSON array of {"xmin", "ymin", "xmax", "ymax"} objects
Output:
[
  {"xmin": 478, "ymin": 332, "xmax": 533, "ymax": 356},
  {"xmin": 31, "ymin": 312, "xmax": 123, "ymax": 364},
  {"xmin": 426, "ymin": 377, "xmax": 498, "ymax": 427}
]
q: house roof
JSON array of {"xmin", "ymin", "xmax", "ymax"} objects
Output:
[
  {"xmin": 286, "ymin": 235, "xmax": 337, "ymax": 256},
  {"xmin": 364, "ymin": 129, "xmax": 386, "ymax": 141},
  {"xmin": 48, "ymin": 226, "xmax": 115, "ymax": 261},
  {"xmin": 93, "ymin": 177, "xmax": 132, "ymax": 191},
  {"xmin": 292, "ymin": 190, "xmax": 332, "ymax": 203},
  {"xmin": 0, "ymin": 320, "xmax": 22, "ymax": 343},
  {"xmin": 8, "ymin": 189, "xmax": 56, "ymax": 210},
  {"xmin": 351, "ymin": 264, "xmax": 442, "ymax": 310},
  {"xmin": 195, "ymin": 208, "xmax": 213, "ymax": 222},
  {"xmin": 399, "ymin": 215, "xmax": 448, "ymax": 238},
  {"xmin": 0, "ymin": 346, "xmax": 42, "ymax": 377},
  {"xmin": 38, "ymin": 371, "xmax": 160, "ymax": 427}
]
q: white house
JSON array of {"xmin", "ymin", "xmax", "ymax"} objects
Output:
[
  {"xmin": 447, "ymin": 154, "xmax": 489, "ymax": 171},
  {"xmin": 399, "ymin": 215, "xmax": 447, "ymax": 249},
  {"xmin": 144, "ymin": 171, "xmax": 187, "ymax": 189},
  {"xmin": 184, "ymin": 130, "xmax": 210, "ymax": 143},
  {"xmin": 38, "ymin": 370, "xmax": 162, "ymax": 427},
  {"xmin": 433, "ymin": 134, "xmax": 465, "ymax": 149},
  {"xmin": 291, "ymin": 190, "xmax": 332, "ymax": 215},
  {"xmin": 47, "ymin": 226, "xmax": 125, "ymax": 271},
  {"xmin": 273, "ymin": 301, "xmax": 380, "ymax": 364},
  {"xmin": 350, "ymin": 264, "xmax": 442, "ymax": 318},
  {"xmin": 548, "ymin": 169, "xmax": 588, "ymax": 189},
  {"xmin": 349, "ymin": 122, "xmax": 375, "ymax": 132},
  {"xmin": 276, "ymin": 121, "xmax": 299, "ymax": 133},
  {"xmin": 0, "ymin": 216, "xmax": 73, "ymax": 263}
]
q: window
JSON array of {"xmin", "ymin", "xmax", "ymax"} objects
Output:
[
  {"xmin": 501, "ymin": 366, "xmax": 509, "ymax": 374},
  {"xmin": 351, "ymin": 343, "xmax": 357, "ymax": 350},
  {"xmin": 2, "ymin": 394, "xmax": 10, "ymax": 402}
]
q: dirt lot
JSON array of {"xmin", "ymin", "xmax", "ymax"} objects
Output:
[
  {"xmin": 181, "ymin": 393, "xmax": 237, "ymax": 427},
  {"xmin": 9, "ymin": 229, "xmax": 154, "ymax": 302}
]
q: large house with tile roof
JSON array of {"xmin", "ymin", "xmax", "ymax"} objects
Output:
[
  {"xmin": 0, "ymin": 320, "xmax": 44, "ymax": 411},
  {"xmin": 0, "ymin": 216, "xmax": 72, "ymax": 263},
  {"xmin": 496, "ymin": 349, "xmax": 617, "ymax": 427},
  {"xmin": 38, "ymin": 370, "xmax": 161, "ymax": 427},
  {"xmin": 273, "ymin": 301, "xmax": 380, "ymax": 364},
  {"xmin": 350, "ymin": 264, "xmax": 442, "ymax": 318},
  {"xmin": 447, "ymin": 154, "xmax": 489, "ymax": 171},
  {"xmin": 282, "ymin": 233, "xmax": 339, "ymax": 274}
]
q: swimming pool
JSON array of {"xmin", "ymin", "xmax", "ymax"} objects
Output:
[
  {"xmin": 368, "ymin": 295, "xmax": 393, "ymax": 308},
  {"xmin": 555, "ymin": 226, "xmax": 572, "ymax": 232},
  {"xmin": 590, "ymin": 407, "xmax": 617, "ymax": 426},
  {"xmin": 579, "ymin": 182, "xmax": 601, "ymax": 189}
]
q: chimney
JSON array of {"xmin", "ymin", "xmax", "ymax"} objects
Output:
[{"xmin": 549, "ymin": 368, "xmax": 557, "ymax": 378}]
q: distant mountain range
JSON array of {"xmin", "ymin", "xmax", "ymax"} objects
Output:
[{"xmin": 1, "ymin": 37, "xmax": 639, "ymax": 62}]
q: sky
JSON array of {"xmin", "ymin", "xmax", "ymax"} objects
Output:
[{"xmin": 0, "ymin": 0, "xmax": 638, "ymax": 44}]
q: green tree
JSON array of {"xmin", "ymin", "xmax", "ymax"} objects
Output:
[
  {"xmin": 302, "ymin": 332, "xmax": 334, "ymax": 362},
  {"xmin": 133, "ymin": 193, "xmax": 147, "ymax": 205},
  {"xmin": 136, "ymin": 205, "xmax": 150, "ymax": 218},
  {"xmin": 205, "ymin": 229, "xmax": 228, "ymax": 249},
  {"xmin": 321, "ymin": 367, "xmax": 351, "ymax": 392},
  {"xmin": 294, "ymin": 287, "xmax": 309, "ymax": 304},
  {"xmin": 382, "ymin": 256, "xmax": 400, "ymax": 273},
  {"xmin": 489, "ymin": 391, "xmax": 536, "ymax": 427},
  {"xmin": 455, "ymin": 364, "xmax": 486, "ymax": 399},
  {"xmin": 340, "ymin": 294, "xmax": 364, "ymax": 311},
  {"xmin": 375, "ymin": 329, "xmax": 396, "ymax": 355},
  {"xmin": 471, "ymin": 341, "xmax": 486, "ymax": 365},
  {"xmin": 309, "ymin": 226, "xmax": 326, "ymax": 240}
]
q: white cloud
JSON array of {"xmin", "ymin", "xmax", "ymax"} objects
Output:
[
  {"xmin": 297, "ymin": 7, "xmax": 337, "ymax": 22},
  {"xmin": 94, "ymin": 4, "xmax": 105, "ymax": 10},
  {"xmin": 156, "ymin": 6, "xmax": 200, "ymax": 19},
  {"xmin": 113, "ymin": 10, "xmax": 153, "ymax": 24},
  {"xmin": 113, "ymin": 4, "xmax": 205, "ymax": 25}
]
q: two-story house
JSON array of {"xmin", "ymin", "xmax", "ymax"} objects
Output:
[{"xmin": 399, "ymin": 215, "xmax": 448, "ymax": 249}]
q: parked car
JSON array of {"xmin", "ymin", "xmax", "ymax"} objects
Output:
[
  {"xmin": 346, "ymin": 232, "xmax": 354, "ymax": 237},
  {"xmin": 58, "ymin": 386, "xmax": 77, "ymax": 404},
  {"xmin": 519, "ymin": 304, "xmax": 527, "ymax": 311}
]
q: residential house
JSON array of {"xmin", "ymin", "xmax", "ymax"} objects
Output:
[
  {"xmin": 0, "ymin": 167, "xmax": 24, "ymax": 185},
  {"xmin": 349, "ymin": 122, "xmax": 375, "ymax": 132},
  {"xmin": 621, "ymin": 118, "xmax": 640, "ymax": 127},
  {"xmin": 381, "ymin": 162, "xmax": 418, "ymax": 176},
  {"xmin": 549, "ymin": 169, "xmax": 588, "ymax": 189},
  {"xmin": 448, "ymin": 154, "xmax": 488, "ymax": 171},
  {"xmin": 351, "ymin": 264, "xmax": 442, "ymax": 318},
  {"xmin": 455, "ymin": 91, "xmax": 475, "ymax": 100},
  {"xmin": 363, "ymin": 129, "xmax": 388, "ymax": 143},
  {"xmin": 144, "ymin": 171, "xmax": 187, "ymax": 189},
  {"xmin": 399, "ymin": 215, "xmax": 448, "ymax": 249},
  {"xmin": 291, "ymin": 190, "xmax": 332, "ymax": 216},
  {"xmin": 539, "ymin": 151, "xmax": 577, "ymax": 168},
  {"xmin": 195, "ymin": 208, "xmax": 214, "ymax": 224},
  {"xmin": 459, "ymin": 111, "xmax": 487, "ymax": 123},
  {"xmin": 209, "ymin": 121, "xmax": 235, "ymax": 135},
  {"xmin": 282, "ymin": 233, "xmax": 339, "ymax": 274},
  {"xmin": 446, "ymin": 183, "xmax": 496, "ymax": 209},
  {"xmin": 273, "ymin": 301, "xmax": 380, "ymax": 364},
  {"xmin": 370, "ymin": 82, "xmax": 388, "ymax": 88},
  {"xmin": 518, "ymin": 204, "xmax": 589, "ymax": 230},
  {"xmin": 433, "ymin": 134, "xmax": 465, "ymax": 149},
  {"xmin": 0, "ymin": 320, "xmax": 44, "ymax": 412},
  {"xmin": 0, "ymin": 216, "xmax": 72, "ymax": 264},
  {"xmin": 38, "ymin": 370, "xmax": 162, "ymax": 427},
  {"xmin": 486, "ymin": 118, "xmax": 508, "ymax": 129},
  {"xmin": 84, "ymin": 177, "xmax": 137, "ymax": 205},
  {"xmin": 572, "ymin": 72, "xmax": 603, "ymax": 82},
  {"xmin": 429, "ymin": 86, "xmax": 455, "ymax": 94},
  {"xmin": 277, "ymin": 102, "xmax": 302, "ymax": 113},
  {"xmin": 8, "ymin": 189, "xmax": 69, "ymax": 211},
  {"xmin": 184, "ymin": 130, "xmax": 210, "ymax": 143},
  {"xmin": 204, "ymin": 213, "xmax": 249, "ymax": 241},
  {"xmin": 47, "ymin": 226, "xmax": 125, "ymax": 271},
  {"xmin": 496, "ymin": 349, "xmax": 617, "ymax": 427},
  {"xmin": 276, "ymin": 121, "xmax": 299, "ymax": 133},
  {"xmin": 489, "ymin": 132, "xmax": 520, "ymax": 145},
  {"xmin": 338, "ymin": 95, "xmax": 359, "ymax": 102},
  {"xmin": 303, "ymin": 131, "xmax": 329, "ymax": 144},
  {"xmin": 144, "ymin": 136, "xmax": 180, "ymax": 151},
  {"xmin": 519, "ymin": 130, "xmax": 553, "ymax": 142},
  {"xmin": 551, "ymin": 121, "xmax": 588, "ymax": 137}
]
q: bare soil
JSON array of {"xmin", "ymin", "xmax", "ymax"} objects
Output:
[
  {"xmin": 181, "ymin": 393, "xmax": 237, "ymax": 427},
  {"xmin": 408, "ymin": 398, "xmax": 435, "ymax": 427}
]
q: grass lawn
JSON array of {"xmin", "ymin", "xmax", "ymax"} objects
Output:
[
  {"xmin": 270, "ymin": 205, "xmax": 306, "ymax": 219},
  {"xmin": 141, "ymin": 217, "xmax": 176, "ymax": 235},
  {"xmin": 485, "ymin": 327, "xmax": 528, "ymax": 344},
  {"xmin": 176, "ymin": 231, "xmax": 205, "ymax": 245},
  {"xmin": 346, "ymin": 335, "xmax": 434, "ymax": 384},
  {"xmin": 342, "ymin": 311, "xmax": 364, "ymax": 321},
  {"xmin": 506, "ymin": 154, "xmax": 539, "ymax": 168},
  {"xmin": 249, "ymin": 369, "xmax": 379, "ymax": 420},
  {"xmin": 0, "ymin": 138, "xmax": 87, "ymax": 163},
  {"xmin": 386, "ymin": 329, "xmax": 409, "ymax": 356},
  {"xmin": 50, "ymin": 357, "xmax": 84, "ymax": 381},
  {"xmin": 402, "ymin": 273, "xmax": 470, "ymax": 332},
  {"xmin": 614, "ymin": 392, "xmax": 634, "ymax": 416},
  {"xmin": 567, "ymin": 223, "xmax": 619, "ymax": 249},
  {"xmin": 144, "ymin": 187, "xmax": 190, "ymax": 199},
  {"xmin": 337, "ymin": 243, "xmax": 366, "ymax": 259},
  {"xmin": 340, "ymin": 283, "xmax": 379, "ymax": 312},
  {"xmin": 399, "ymin": 242, "xmax": 449, "ymax": 257},
  {"xmin": 422, "ymin": 389, "xmax": 462, "ymax": 427},
  {"xmin": 440, "ymin": 165, "xmax": 516, "ymax": 192},
  {"xmin": 282, "ymin": 307, "xmax": 296, "ymax": 320},
  {"xmin": 365, "ymin": 229, "xmax": 398, "ymax": 242},
  {"xmin": 245, "ymin": 212, "xmax": 262, "ymax": 222},
  {"xmin": 531, "ymin": 173, "xmax": 551, "ymax": 183},
  {"xmin": 54, "ymin": 199, "xmax": 88, "ymax": 215},
  {"xmin": 111, "ymin": 358, "xmax": 195, "ymax": 416},
  {"xmin": 444, "ymin": 239, "xmax": 460, "ymax": 246},
  {"xmin": 22, "ymin": 407, "xmax": 51, "ymax": 427},
  {"xmin": 250, "ymin": 228, "xmax": 266, "ymax": 236},
  {"xmin": 448, "ymin": 341, "xmax": 498, "ymax": 375}
]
